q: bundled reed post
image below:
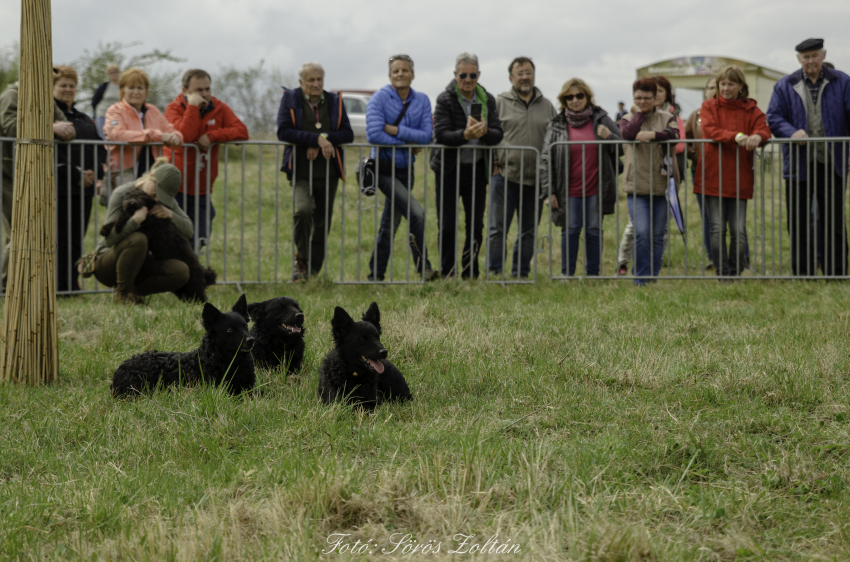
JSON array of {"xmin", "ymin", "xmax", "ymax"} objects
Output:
[{"xmin": 0, "ymin": 0, "xmax": 58, "ymax": 385}]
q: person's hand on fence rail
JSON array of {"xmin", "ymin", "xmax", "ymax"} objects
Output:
[
  {"xmin": 53, "ymin": 121, "xmax": 75, "ymax": 140},
  {"xmin": 318, "ymin": 135, "xmax": 334, "ymax": 159},
  {"xmin": 791, "ymin": 129, "xmax": 809, "ymax": 145},
  {"xmin": 196, "ymin": 134, "xmax": 211, "ymax": 152},
  {"xmin": 744, "ymin": 134, "xmax": 763, "ymax": 151},
  {"xmin": 161, "ymin": 133, "xmax": 182, "ymax": 148},
  {"xmin": 133, "ymin": 206, "xmax": 149, "ymax": 224},
  {"xmin": 635, "ymin": 131, "xmax": 655, "ymax": 142},
  {"xmin": 150, "ymin": 205, "xmax": 173, "ymax": 220},
  {"xmin": 306, "ymin": 147, "xmax": 319, "ymax": 160}
]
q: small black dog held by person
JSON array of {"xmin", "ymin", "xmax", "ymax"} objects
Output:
[
  {"xmin": 318, "ymin": 302, "xmax": 412, "ymax": 410},
  {"xmin": 100, "ymin": 187, "xmax": 216, "ymax": 302},
  {"xmin": 111, "ymin": 294, "xmax": 256, "ymax": 397},
  {"xmin": 247, "ymin": 296, "xmax": 306, "ymax": 373}
]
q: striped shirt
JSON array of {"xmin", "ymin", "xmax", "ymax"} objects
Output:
[{"xmin": 805, "ymin": 70, "xmax": 824, "ymax": 104}]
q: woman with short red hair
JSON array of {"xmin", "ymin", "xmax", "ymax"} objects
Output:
[
  {"xmin": 103, "ymin": 68, "xmax": 182, "ymax": 185},
  {"xmin": 619, "ymin": 78, "xmax": 680, "ymax": 285}
]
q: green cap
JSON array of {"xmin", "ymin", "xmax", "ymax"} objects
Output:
[{"xmin": 153, "ymin": 164, "xmax": 181, "ymax": 208}]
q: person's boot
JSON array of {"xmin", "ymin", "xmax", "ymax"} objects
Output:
[
  {"xmin": 114, "ymin": 289, "xmax": 144, "ymax": 305},
  {"xmin": 293, "ymin": 252, "xmax": 309, "ymax": 282}
]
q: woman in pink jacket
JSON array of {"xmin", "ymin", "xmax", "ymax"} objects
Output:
[{"xmin": 103, "ymin": 68, "xmax": 183, "ymax": 185}]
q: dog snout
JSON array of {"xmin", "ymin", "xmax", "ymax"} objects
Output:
[
  {"xmin": 378, "ymin": 348, "xmax": 388, "ymax": 360},
  {"xmin": 295, "ymin": 312, "xmax": 304, "ymax": 322}
]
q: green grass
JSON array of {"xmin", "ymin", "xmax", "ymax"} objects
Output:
[{"xmin": 2, "ymin": 280, "xmax": 850, "ymax": 560}]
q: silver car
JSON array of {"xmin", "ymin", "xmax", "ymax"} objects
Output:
[{"xmin": 342, "ymin": 92, "xmax": 372, "ymax": 141}]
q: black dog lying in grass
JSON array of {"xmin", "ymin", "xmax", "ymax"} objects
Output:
[
  {"xmin": 318, "ymin": 302, "xmax": 412, "ymax": 410},
  {"xmin": 248, "ymin": 296, "xmax": 305, "ymax": 373},
  {"xmin": 99, "ymin": 188, "xmax": 217, "ymax": 302},
  {"xmin": 111, "ymin": 294, "xmax": 256, "ymax": 397}
]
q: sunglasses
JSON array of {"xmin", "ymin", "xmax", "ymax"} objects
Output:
[
  {"xmin": 457, "ymin": 72, "xmax": 479, "ymax": 80},
  {"xmin": 389, "ymin": 55, "xmax": 413, "ymax": 63},
  {"xmin": 563, "ymin": 93, "xmax": 586, "ymax": 101}
]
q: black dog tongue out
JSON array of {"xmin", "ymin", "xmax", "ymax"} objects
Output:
[{"xmin": 366, "ymin": 357, "xmax": 385, "ymax": 373}]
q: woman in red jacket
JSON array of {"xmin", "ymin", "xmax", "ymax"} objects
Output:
[{"xmin": 695, "ymin": 65, "xmax": 771, "ymax": 278}]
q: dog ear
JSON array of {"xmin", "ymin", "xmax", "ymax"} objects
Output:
[
  {"xmin": 361, "ymin": 301, "xmax": 381, "ymax": 334},
  {"xmin": 232, "ymin": 294, "xmax": 249, "ymax": 322},
  {"xmin": 331, "ymin": 306, "xmax": 353, "ymax": 343},
  {"xmin": 202, "ymin": 302, "xmax": 222, "ymax": 329},
  {"xmin": 246, "ymin": 302, "xmax": 263, "ymax": 322}
]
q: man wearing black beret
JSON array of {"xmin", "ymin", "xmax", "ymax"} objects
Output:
[{"xmin": 767, "ymin": 39, "xmax": 850, "ymax": 277}]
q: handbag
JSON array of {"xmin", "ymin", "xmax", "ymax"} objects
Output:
[{"xmin": 357, "ymin": 100, "xmax": 411, "ymax": 196}]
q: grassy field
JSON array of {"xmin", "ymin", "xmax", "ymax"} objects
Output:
[{"xmin": 1, "ymin": 279, "xmax": 850, "ymax": 560}]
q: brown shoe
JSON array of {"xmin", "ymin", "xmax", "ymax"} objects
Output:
[
  {"xmin": 293, "ymin": 252, "xmax": 309, "ymax": 282},
  {"xmin": 114, "ymin": 290, "xmax": 144, "ymax": 305}
]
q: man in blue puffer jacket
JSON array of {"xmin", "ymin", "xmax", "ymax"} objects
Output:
[
  {"xmin": 365, "ymin": 54, "xmax": 436, "ymax": 281},
  {"xmin": 767, "ymin": 38, "xmax": 850, "ymax": 277}
]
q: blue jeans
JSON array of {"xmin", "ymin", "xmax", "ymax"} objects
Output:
[
  {"xmin": 368, "ymin": 166, "xmax": 431, "ymax": 280},
  {"xmin": 694, "ymin": 192, "xmax": 713, "ymax": 262},
  {"xmin": 174, "ymin": 192, "xmax": 216, "ymax": 249},
  {"xmin": 487, "ymin": 174, "xmax": 541, "ymax": 277},
  {"xmin": 627, "ymin": 194, "xmax": 667, "ymax": 285},
  {"xmin": 561, "ymin": 195, "xmax": 601, "ymax": 276}
]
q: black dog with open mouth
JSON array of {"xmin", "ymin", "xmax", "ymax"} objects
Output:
[
  {"xmin": 247, "ymin": 296, "xmax": 305, "ymax": 373},
  {"xmin": 318, "ymin": 302, "xmax": 412, "ymax": 410}
]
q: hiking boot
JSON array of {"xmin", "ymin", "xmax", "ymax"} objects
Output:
[
  {"xmin": 423, "ymin": 268, "xmax": 439, "ymax": 282},
  {"xmin": 293, "ymin": 253, "xmax": 308, "ymax": 282},
  {"xmin": 617, "ymin": 262, "xmax": 628, "ymax": 276},
  {"xmin": 114, "ymin": 290, "xmax": 144, "ymax": 305}
]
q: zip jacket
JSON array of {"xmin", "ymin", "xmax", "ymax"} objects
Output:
[
  {"xmin": 103, "ymin": 99, "xmax": 183, "ymax": 172},
  {"xmin": 365, "ymin": 84, "xmax": 432, "ymax": 169}
]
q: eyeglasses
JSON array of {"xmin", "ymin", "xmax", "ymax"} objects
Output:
[
  {"xmin": 512, "ymin": 71, "xmax": 534, "ymax": 78},
  {"xmin": 457, "ymin": 73, "xmax": 478, "ymax": 80},
  {"xmin": 563, "ymin": 93, "xmax": 585, "ymax": 101}
]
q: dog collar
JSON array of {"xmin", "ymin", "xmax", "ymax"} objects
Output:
[{"xmin": 352, "ymin": 372, "xmax": 358, "ymax": 377}]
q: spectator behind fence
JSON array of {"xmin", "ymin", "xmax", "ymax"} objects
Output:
[
  {"xmin": 696, "ymin": 66, "xmax": 770, "ymax": 279},
  {"xmin": 276, "ymin": 62, "xmax": 353, "ymax": 281},
  {"xmin": 165, "ymin": 69, "xmax": 249, "ymax": 250},
  {"xmin": 104, "ymin": 68, "xmax": 183, "ymax": 187},
  {"xmin": 541, "ymin": 78, "xmax": 621, "ymax": 277},
  {"xmin": 365, "ymin": 54, "xmax": 436, "ymax": 282},
  {"xmin": 53, "ymin": 65, "xmax": 108, "ymax": 292},
  {"xmin": 767, "ymin": 38, "xmax": 850, "ymax": 277},
  {"xmin": 0, "ymin": 75, "xmax": 75, "ymax": 291},
  {"xmin": 615, "ymin": 101, "xmax": 628, "ymax": 122},
  {"xmin": 93, "ymin": 159, "xmax": 192, "ymax": 304},
  {"xmin": 488, "ymin": 56, "xmax": 557, "ymax": 279},
  {"xmin": 617, "ymin": 76, "xmax": 685, "ymax": 275},
  {"xmin": 92, "ymin": 64, "xmax": 120, "ymax": 139},
  {"xmin": 685, "ymin": 77, "xmax": 717, "ymax": 266},
  {"xmin": 430, "ymin": 52, "xmax": 503, "ymax": 279},
  {"xmin": 619, "ymin": 78, "xmax": 680, "ymax": 286}
]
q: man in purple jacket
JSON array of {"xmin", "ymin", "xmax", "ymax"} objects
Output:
[
  {"xmin": 277, "ymin": 62, "xmax": 353, "ymax": 281},
  {"xmin": 767, "ymin": 38, "xmax": 850, "ymax": 277}
]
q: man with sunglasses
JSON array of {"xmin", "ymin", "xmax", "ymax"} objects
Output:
[
  {"xmin": 430, "ymin": 52, "xmax": 503, "ymax": 279},
  {"xmin": 487, "ymin": 57, "xmax": 556, "ymax": 279}
]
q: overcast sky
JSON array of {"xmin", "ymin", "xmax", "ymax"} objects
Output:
[{"xmin": 3, "ymin": 0, "xmax": 850, "ymax": 117}]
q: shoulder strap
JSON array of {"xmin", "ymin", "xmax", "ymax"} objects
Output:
[{"xmin": 392, "ymin": 99, "xmax": 410, "ymax": 127}]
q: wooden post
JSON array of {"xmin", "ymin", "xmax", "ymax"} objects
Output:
[{"xmin": 0, "ymin": 0, "xmax": 58, "ymax": 384}]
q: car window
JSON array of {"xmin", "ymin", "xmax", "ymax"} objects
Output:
[{"xmin": 344, "ymin": 98, "xmax": 366, "ymax": 115}]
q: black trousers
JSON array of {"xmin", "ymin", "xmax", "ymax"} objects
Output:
[
  {"xmin": 434, "ymin": 161, "xmax": 488, "ymax": 279},
  {"xmin": 56, "ymin": 188, "xmax": 94, "ymax": 292},
  {"xmin": 785, "ymin": 161, "xmax": 848, "ymax": 276}
]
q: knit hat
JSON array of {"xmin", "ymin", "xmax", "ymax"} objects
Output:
[{"xmin": 153, "ymin": 164, "xmax": 181, "ymax": 208}]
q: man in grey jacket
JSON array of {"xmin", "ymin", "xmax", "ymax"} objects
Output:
[{"xmin": 488, "ymin": 57, "xmax": 556, "ymax": 278}]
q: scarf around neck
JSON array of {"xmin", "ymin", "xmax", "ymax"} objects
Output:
[
  {"xmin": 565, "ymin": 106, "xmax": 593, "ymax": 129},
  {"xmin": 455, "ymin": 82, "xmax": 488, "ymax": 122}
]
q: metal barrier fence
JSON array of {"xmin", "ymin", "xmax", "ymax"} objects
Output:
[{"xmin": 2, "ymin": 136, "xmax": 849, "ymax": 296}]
